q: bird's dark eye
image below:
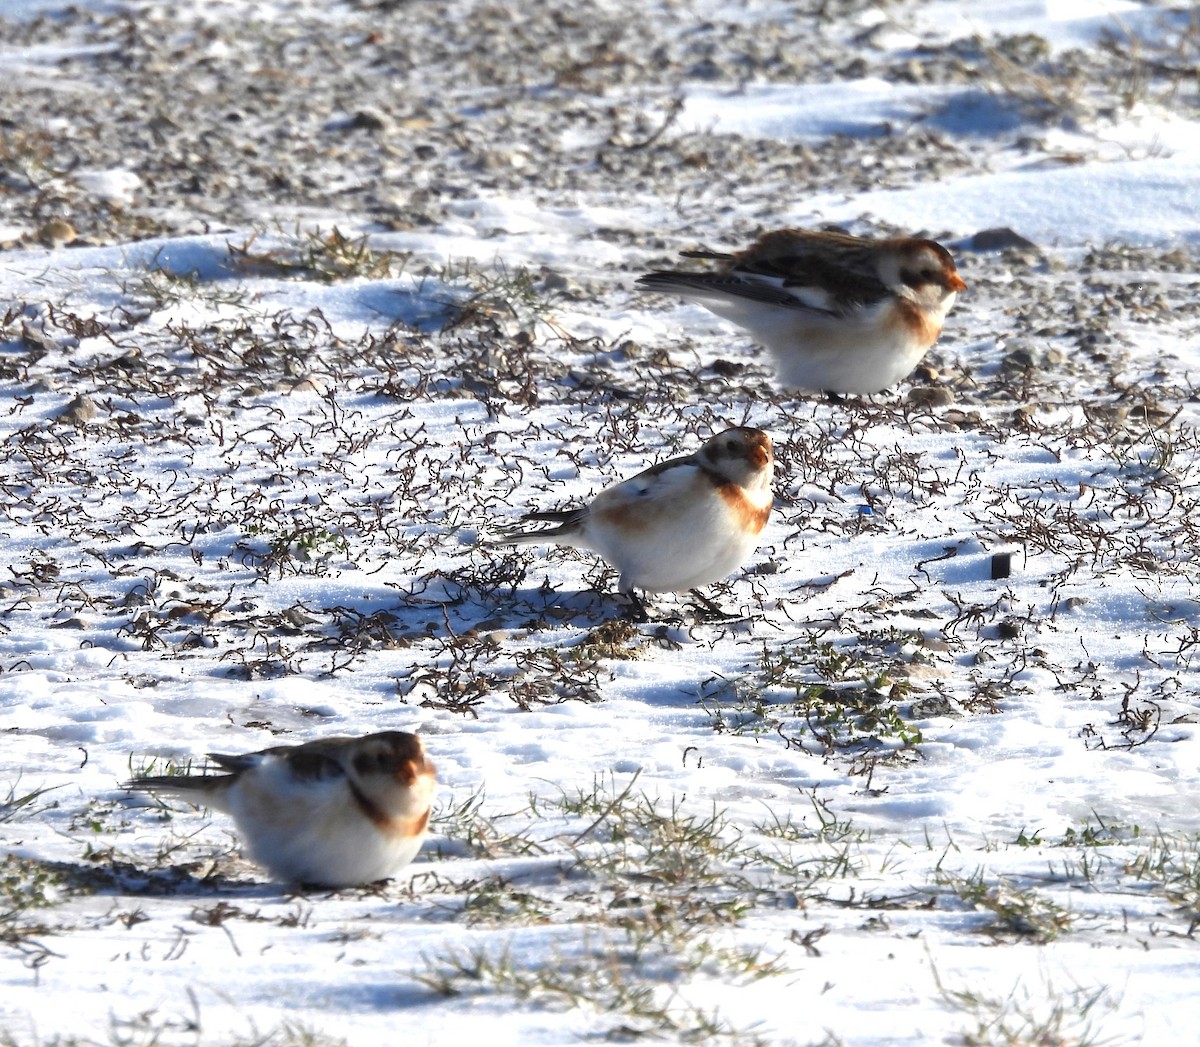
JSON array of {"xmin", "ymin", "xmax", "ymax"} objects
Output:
[
  {"xmin": 902, "ymin": 267, "xmax": 939, "ymax": 288},
  {"xmin": 354, "ymin": 750, "xmax": 390, "ymax": 775}
]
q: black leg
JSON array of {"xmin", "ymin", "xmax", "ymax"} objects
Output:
[
  {"xmin": 622, "ymin": 590, "xmax": 650, "ymax": 623},
  {"xmin": 687, "ymin": 589, "xmax": 741, "ymax": 621}
]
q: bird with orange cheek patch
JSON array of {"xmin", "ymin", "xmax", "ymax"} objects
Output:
[
  {"xmin": 124, "ymin": 731, "xmax": 436, "ymax": 887},
  {"xmin": 638, "ymin": 228, "xmax": 966, "ymax": 395},
  {"xmin": 490, "ymin": 427, "xmax": 774, "ymax": 620}
]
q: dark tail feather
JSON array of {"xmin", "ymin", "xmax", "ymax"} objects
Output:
[
  {"xmin": 680, "ymin": 247, "xmax": 733, "ymax": 261},
  {"xmin": 487, "ymin": 506, "xmax": 586, "ymax": 545},
  {"xmin": 637, "ymin": 271, "xmax": 798, "ymax": 307},
  {"xmin": 122, "ymin": 774, "xmax": 197, "ymax": 792},
  {"xmin": 636, "ymin": 271, "xmax": 721, "ymax": 294},
  {"xmin": 521, "ymin": 508, "xmax": 583, "ymax": 525},
  {"xmin": 206, "ymin": 752, "xmax": 260, "ymax": 773},
  {"xmin": 122, "ymin": 772, "xmax": 228, "ymax": 793}
]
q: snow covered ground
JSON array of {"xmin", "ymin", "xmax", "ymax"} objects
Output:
[{"xmin": 2, "ymin": 0, "xmax": 1200, "ymax": 1044}]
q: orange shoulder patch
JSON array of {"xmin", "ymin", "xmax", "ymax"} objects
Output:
[
  {"xmin": 892, "ymin": 297, "xmax": 942, "ymax": 345},
  {"xmin": 595, "ymin": 501, "xmax": 650, "ymax": 532},
  {"xmin": 716, "ymin": 483, "xmax": 771, "ymax": 533}
]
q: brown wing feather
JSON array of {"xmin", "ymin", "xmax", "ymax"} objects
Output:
[
  {"xmin": 732, "ymin": 230, "xmax": 891, "ymax": 310},
  {"xmin": 644, "ymin": 229, "xmax": 893, "ymax": 313}
]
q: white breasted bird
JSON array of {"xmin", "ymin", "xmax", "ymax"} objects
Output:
[
  {"xmin": 491, "ymin": 427, "xmax": 774, "ymax": 619},
  {"xmin": 638, "ymin": 227, "xmax": 966, "ymax": 395},
  {"xmin": 124, "ymin": 731, "xmax": 436, "ymax": 887}
]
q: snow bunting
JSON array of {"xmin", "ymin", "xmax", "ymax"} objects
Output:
[
  {"xmin": 124, "ymin": 731, "xmax": 436, "ymax": 887},
  {"xmin": 637, "ymin": 228, "xmax": 966, "ymax": 395},
  {"xmin": 491, "ymin": 427, "xmax": 773, "ymax": 619}
]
